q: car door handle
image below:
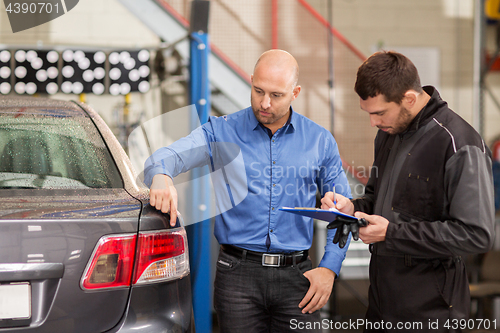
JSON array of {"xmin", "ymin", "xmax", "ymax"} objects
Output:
[{"xmin": 0, "ymin": 263, "xmax": 64, "ymax": 281}]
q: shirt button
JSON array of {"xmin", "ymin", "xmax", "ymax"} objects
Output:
[
  {"xmin": 272, "ymin": 140, "xmax": 275, "ymax": 142},
  {"xmin": 273, "ymin": 161, "xmax": 276, "ymax": 164},
  {"xmin": 270, "ymin": 229, "xmax": 273, "ymax": 232},
  {"xmin": 273, "ymin": 184, "xmax": 276, "ymax": 187},
  {"xmin": 272, "ymin": 207, "xmax": 275, "ymax": 210}
]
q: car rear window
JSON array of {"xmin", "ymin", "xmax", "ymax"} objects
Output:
[{"xmin": 0, "ymin": 108, "xmax": 123, "ymax": 189}]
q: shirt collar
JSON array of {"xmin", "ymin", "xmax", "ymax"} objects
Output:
[
  {"xmin": 288, "ymin": 106, "xmax": 297, "ymax": 131},
  {"xmin": 249, "ymin": 107, "xmax": 260, "ymax": 130}
]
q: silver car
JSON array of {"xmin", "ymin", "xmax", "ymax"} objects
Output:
[{"xmin": 0, "ymin": 96, "xmax": 194, "ymax": 332}]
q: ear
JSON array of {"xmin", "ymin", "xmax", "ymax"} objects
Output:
[
  {"xmin": 251, "ymin": 74, "xmax": 254, "ymax": 83},
  {"xmin": 292, "ymin": 85, "xmax": 301, "ymax": 101},
  {"xmin": 403, "ymin": 90, "xmax": 417, "ymax": 108}
]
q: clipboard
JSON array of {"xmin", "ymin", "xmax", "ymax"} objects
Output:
[{"xmin": 279, "ymin": 207, "xmax": 358, "ymax": 223}]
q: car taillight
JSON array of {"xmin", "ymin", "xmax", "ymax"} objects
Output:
[
  {"xmin": 133, "ymin": 228, "xmax": 189, "ymax": 284},
  {"xmin": 81, "ymin": 234, "xmax": 136, "ymax": 290},
  {"xmin": 81, "ymin": 228, "xmax": 189, "ymax": 290}
]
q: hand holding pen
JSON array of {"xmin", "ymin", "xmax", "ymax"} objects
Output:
[{"xmin": 320, "ymin": 190, "xmax": 355, "ymax": 216}]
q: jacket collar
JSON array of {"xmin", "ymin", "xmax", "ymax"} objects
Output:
[{"xmin": 404, "ymin": 85, "xmax": 445, "ymax": 134}]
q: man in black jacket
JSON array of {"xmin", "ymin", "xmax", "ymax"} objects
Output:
[{"xmin": 322, "ymin": 51, "xmax": 495, "ymax": 332}]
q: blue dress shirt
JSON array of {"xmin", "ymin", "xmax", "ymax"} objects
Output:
[{"xmin": 144, "ymin": 107, "xmax": 352, "ymax": 274}]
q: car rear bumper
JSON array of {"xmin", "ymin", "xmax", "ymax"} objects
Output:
[{"xmin": 108, "ymin": 274, "xmax": 194, "ymax": 333}]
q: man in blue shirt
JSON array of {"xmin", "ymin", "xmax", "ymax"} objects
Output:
[{"xmin": 144, "ymin": 49, "xmax": 351, "ymax": 332}]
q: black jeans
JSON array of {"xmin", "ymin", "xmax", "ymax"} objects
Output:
[{"xmin": 214, "ymin": 248, "xmax": 322, "ymax": 333}]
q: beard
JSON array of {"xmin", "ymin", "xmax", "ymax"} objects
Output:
[
  {"xmin": 251, "ymin": 102, "xmax": 290, "ymax": 126},
  {"xmin": 382, "ymin": 106, "xmax": 414, "ymax": 135},
  {"xmin": 252, "ymin": 107, "xmax": 274, "ymax": 124}
]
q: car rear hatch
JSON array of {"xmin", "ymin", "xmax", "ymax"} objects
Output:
[{"xmin": 0, "ymin": 189, "xmax": 142, "ymax": 332}]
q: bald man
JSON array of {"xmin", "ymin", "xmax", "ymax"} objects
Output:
[{"xmin": 144, "ymin": 50, "xmax": 351, "ymax": 332}]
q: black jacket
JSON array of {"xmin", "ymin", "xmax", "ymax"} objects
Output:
[{"xmin": 353, "ymin": 86, "xmax": 495, "ymax": 258}]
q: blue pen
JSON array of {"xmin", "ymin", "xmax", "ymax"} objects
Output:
[{"xmin": 333, "ymin": 186, "xmax": 337, "ymax": 206}]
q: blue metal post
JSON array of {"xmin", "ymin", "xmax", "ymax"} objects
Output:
[{"xmin": 187, "ymin": 28, "xmax": 212, "ymax": 332}]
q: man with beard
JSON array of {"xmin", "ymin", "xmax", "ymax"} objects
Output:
[
  {"xmin": 144, "ymin": 49, "xmax": 351, "ymax": 332},
  {"xmin": 321, "ymin": 51, "xmax": 495, "ymax": 332}
]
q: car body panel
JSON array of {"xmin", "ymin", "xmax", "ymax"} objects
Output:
[{"xmin": 108, "ymin": 277, "xmax": 193, "ymax": 333}]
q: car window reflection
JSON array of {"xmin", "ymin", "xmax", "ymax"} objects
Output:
[{"xmin": 0, "ymin": 110, "xmax": 123, "ymax": 189}]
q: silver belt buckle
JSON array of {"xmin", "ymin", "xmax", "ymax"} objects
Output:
[{"xmin": 262, "ymin": 254, "xmax": 281, "ymax": 267}]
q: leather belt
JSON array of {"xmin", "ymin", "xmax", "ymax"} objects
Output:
[{"xmin": 221, "ymin": 244, "xmax": 308, "ymax": 267}]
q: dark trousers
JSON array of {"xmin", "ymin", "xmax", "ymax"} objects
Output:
[
  {"xmin": 214, "ymin": 248, "xmax": 322, "ymax": 333},
  {"xmin": 364, "ymin": 254, "xmax": 469, "ymax": 333}
]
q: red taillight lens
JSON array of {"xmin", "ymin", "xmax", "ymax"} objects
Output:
[
  {"xmin": 81, "ymin": 228, "xmax": 189, "ymax": 290},
  {"xmin": 81, "ymin": 234, "xmax": 137, "ymax": 290},
  {"xmin": 133, "ymin": 229, "xmax": 189, "ymax": 284}
]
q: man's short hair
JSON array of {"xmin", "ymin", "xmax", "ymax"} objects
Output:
[{"xmin": 354, "ymin": 51, "xmax": 423, "ymax": 104}]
